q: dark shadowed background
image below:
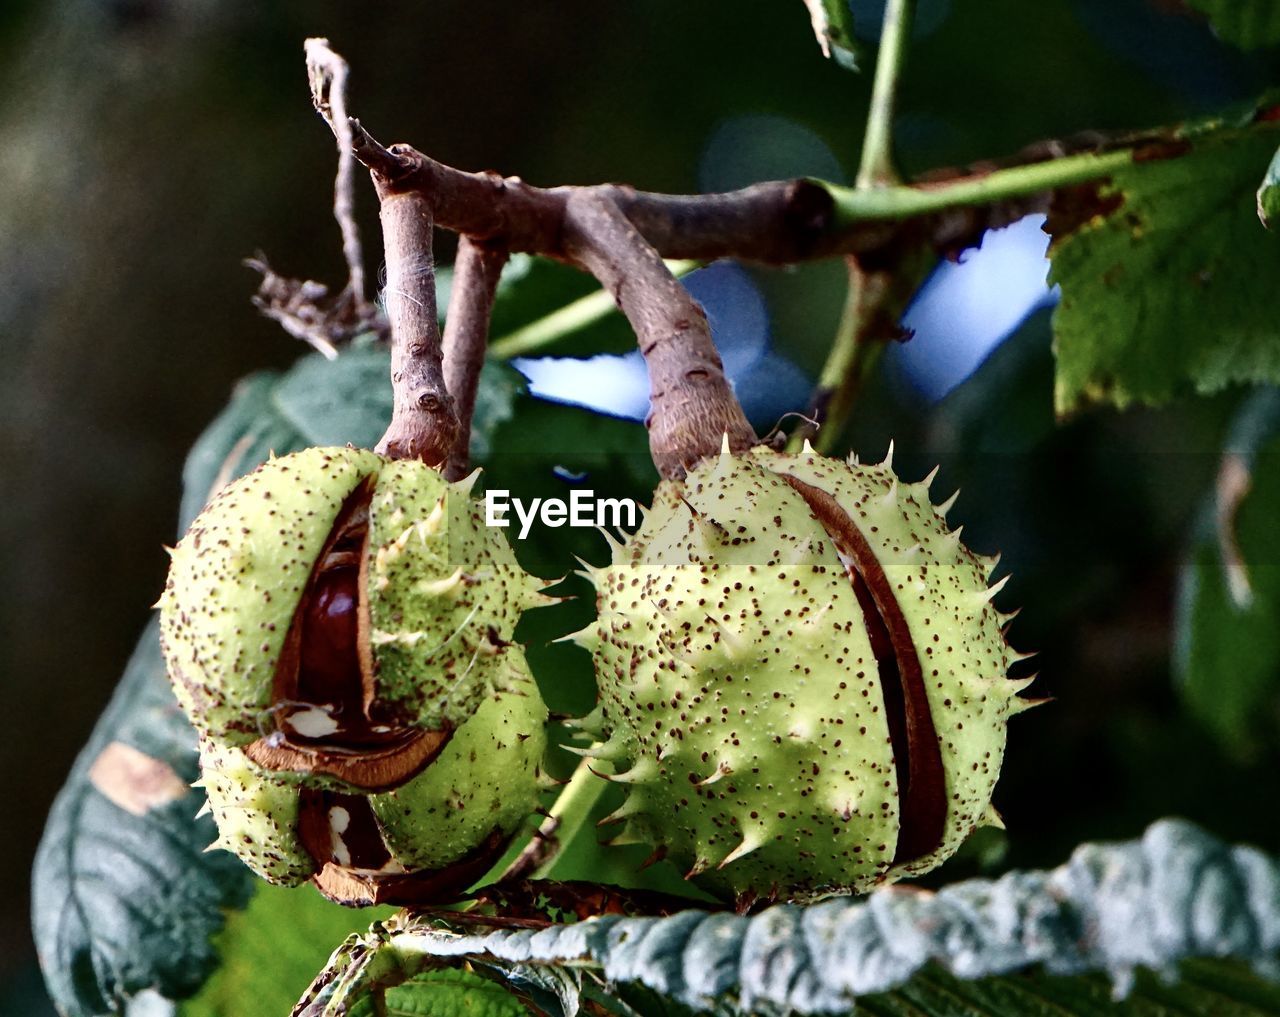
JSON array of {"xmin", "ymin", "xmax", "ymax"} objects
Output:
[{"xmin": 4, "ymin": 1, "xmax": 1278, "ymax": 1011}]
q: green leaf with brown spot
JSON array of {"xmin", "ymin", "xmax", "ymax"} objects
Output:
[
  {"xmin": 30, "ymin": 617, "xmax": 253, "ymax": 1017},
  {"xmin": 1048, "ymin": 113, "xmax": 1280, "ymax": 415}
]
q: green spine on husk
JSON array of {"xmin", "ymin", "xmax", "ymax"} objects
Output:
[
  {"xmin": 195, "ymin": 738, "xmax": 315, "ymax": 885},
  {"xmin": 574, "ymin": 443, "xmax": 1032, "ymax": 901},
  {"xmin": 366, "ymin": 461, "xmax": 549, "ymax": 730}
]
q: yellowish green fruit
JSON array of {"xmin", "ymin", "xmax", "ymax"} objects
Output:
[
  {"xmin": 162, "ymin": 447, "xmax": 383, "ymax": 745},
  {"xmin": 158, "ymin": 447, "xmax": 552, "ymax": 904},
  {"xmin": 574, "ymin": 443, "xmax": 1033, "ymax": 903},
  {"xmin": 159, "ymin": 447, "xmax": 548, "ymax": 754}
]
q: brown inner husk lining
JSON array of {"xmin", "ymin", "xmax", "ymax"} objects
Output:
[
  {"xmin": 298, "ymin": 786, "xmax": 510, "ymax": 907},
  {"xmin": 781, "ymin": 475, "xmax": 947, "ymax": 865},
  {"xmin": 245, "ymin": 475, "xmax": 452, "ymax": 791}
]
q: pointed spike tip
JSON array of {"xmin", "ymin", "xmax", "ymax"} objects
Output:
[
  {"xmin": 982, "ymin": 574, "xmax": 1012, "ymax": 602},
  {"xmin": 452, "ymin": 468, "xmax": 481, "ymax": 497},
  {"xmin": 685, "ymin": 856, "xmax": 710, "ymax": 879},
  {"xmin": 552, "ymin": 626, "xmax": 600, "ymax": 652},
  {"xmin": 717, "ymin": 834, "xmax": 763, "ymax": 869},
  {"xmin": 1009, "ymin": 693, "xmax": 1052, "ymax": 715},
  {"xmin": 596, "ymin": 526, "xmax": 623, "ymax": 556}
]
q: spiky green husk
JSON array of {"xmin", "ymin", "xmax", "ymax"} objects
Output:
[
  {"xmin": 158, "ymin": 448, "xmax": 549, "ymax": 742},
  {"xmin": 371, "ymin": 666, "xmax": 548, "ymax": 870},
  {"xmin": 160, "ymin": 447, "xmax": 383, "ymax": 744},
  {"xmin": 197, "ymin": 675, "xmax": 548, "ymax": 883},
  {"xmin": 763, "ymin": 448, "xmax": 1026, "ymax": 882},
  {"xmin": 196, "ymin": 738, "xmax": 315, "ymax": 885},
  {"xmin": 579, "ymin": 444, "xmax": 1026, "ymax": 900},
  {"xmin": 366, "ymin": 462, "xmax": 548, "ymax": 730}
]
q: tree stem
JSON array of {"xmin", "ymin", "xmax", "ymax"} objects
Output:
[
  {"xmin": 294, "ymin": 39, "xmax": 1276, "ymax": 474},
  {"xmin": 857, "ymin": 0, "xmax": 914, "ymax": 188},
  {"xmin": 374, "ymin": 188, "xmax": 459, "ymax": 465},
  {"xmin": 494, "ymin": 757, "xmax": 609, "ymax": 884},
  {"xmin": 562, "ymin": 189, "xmax": 757, "ymax": 479},
  {"xmin": 791, "ymin": 251, "xmax": 935, "ymax": 453},
  {"xmin": 304, "ymin": 38, "xmax": 373, "ymax": 314},
  {"xmin": 441, "ymin": 237, "xmax": 508, "ymax": 480}
]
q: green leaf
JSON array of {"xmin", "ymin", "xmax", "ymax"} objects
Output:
[
  {"xmin": 1186, "ymin": 0, "xmax": 1280, "ymax": 49},
  {"xmin": 296, "ymin": 819, "xmax": 1280, "ymax": 1016},
  {"xmin": 1048, "ymin": 111, "xmax": 1280, "ymax": 415},
  {"xmin": 30, "ymin": 616, "xmax": 254, "ymax": 1017},
  {"xmin": 346, "ymin": 969, "xmax": 531, "ymax": 1017},
  {"xmin": 179, "ymin": 884, "xmax": 392, "ymax": 1017},
  {"xmin": 1175, "ymin": 387, "xmax": 1280, "ymax": 761},
  {"xmin": 801, "ymin": 0, "xmax": 860, "ymax": 71},
  {"xmin": 178, "ymin": 340, "xmax": 393, "ymax": 529},
  {"xmin": 469, "ymin": 361, "xmax": 526, "ymax": 463}
]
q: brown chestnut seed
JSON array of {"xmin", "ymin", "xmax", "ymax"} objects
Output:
[{"xmin": 244, "ymin": 478, "xmax": 448, "ymax": 791}]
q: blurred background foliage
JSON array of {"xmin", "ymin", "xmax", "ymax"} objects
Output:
[{"xmin": 5, "ymin": 0, "xmax": 1280, "ymax": 1012}]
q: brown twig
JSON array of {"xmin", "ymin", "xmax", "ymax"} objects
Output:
[
  {"xmin": 304, "ymin": 38, "xmax": 457, "ymax": 464},
  {"xmin": 321, "ymin": 125, "xmax": 1051, "ymax": 269},
  {"xmin": 563, "ymin": 189, "xmax": 757, "ymax": 478},
  {"xmin": 373, "ymin": 187, "xmax": 459, "ymax": 464},
  {"xmin": 304, "ymin": 38, "xmax": 375, "ymax": 318},
  {"xmin": 245, "ymin": 255, "xmax": 375, "ymax": 359},
  {"xmin": 245, "ymin": 42, "xmax": 386, "ymax": 359},
  {"xmin": 441, "ymin": 237, "xmax": 508, "ymax": 480},
  {"xmin": 292, "ymin": 38, "xmax": 1129, "ymax": 476},
  {"xmin": 496, "ymin": 812, "xmax": 559, "ymax": 885}
]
